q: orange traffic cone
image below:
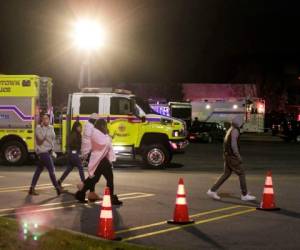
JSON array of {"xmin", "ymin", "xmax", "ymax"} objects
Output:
[
  {"xmin": 168, "ymin": 178, "xmax": 194, "ymax": 224},
  {"xmin": 97, "ymin": 187, "xmax": 121, "ymax": 240},
  {"xmin": 257, "ymin": 171, "xmax": 280, "ymax": 211}
]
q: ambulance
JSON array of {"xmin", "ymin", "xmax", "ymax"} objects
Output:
[
  {"xmin": 191, "ymin": 98, "xmax": 265, "ymax": 133},
  {"xmin": 0, "ymin": 75, "xmax": 188, "ymax": 167}
]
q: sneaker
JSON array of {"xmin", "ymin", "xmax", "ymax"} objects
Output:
[
  {"xmin": 87, "ymin": 192, "xmax": 101, "ymax": 202},
  {"xmin": 75, "ymin": 191, "xmax": 87, "ymax": 203},
  {"xmin": 241, "ymin": 193, "xmax": 256, "ymax": 201},
  {"xmin": 28, "ymin": 187, "xmax": 39, "ymax": 196},
  {"xmin": 207, "ymin": 189, "xmax": 221, "ymax": 200},
  {"xmin": 111, "ymin": 195, "xmax": 123, "ymax": 206}
]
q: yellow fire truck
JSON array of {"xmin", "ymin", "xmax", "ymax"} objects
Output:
[{"xmin": 0, "ymin": 75, "xmax": 188, "ymax": 168}]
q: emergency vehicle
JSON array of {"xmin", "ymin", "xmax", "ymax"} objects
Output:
[
  {"xmin": 191, "ymin": 98, "xmax": 265, "ymax": 133},
  {"xmin": 0, "ymin": 75, "xmax": 188, "ymax": 167},
  {"xmin": 149, "ymin": 100, "xmax": 192, "ymax": 129}
]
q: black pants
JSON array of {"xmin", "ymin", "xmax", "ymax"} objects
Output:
[{"xmin": 81, "ymin": 157, "xmax": 114, "ymax": 195}]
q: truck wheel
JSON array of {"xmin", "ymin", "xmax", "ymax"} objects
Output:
[
  {"xmin": 1, "ymin": 141, "xmax": 28, "ymax": 166},
  {"xmin": 142, "ymin": 144, "xmax": 171, "ymax": 168}
]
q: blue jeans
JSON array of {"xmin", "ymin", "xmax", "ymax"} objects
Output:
[
  {"xmin": 31, "ymin": 152, "xmax": 59, "ymax": 189},
  {"xmin": 59, "ymin": 151, "xmax": 85, "ymax": 183}
]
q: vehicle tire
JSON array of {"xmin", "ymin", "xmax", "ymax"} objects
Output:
[
  {"xmin": 142, "ymin": 144, "xmax": 171, "ymax": 168},
  {"xmin": 1, "ymin": 140, "xmax": 28, "ymax": 166}
]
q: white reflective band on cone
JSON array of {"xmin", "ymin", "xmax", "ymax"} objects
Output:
[
  {"xmin": 265, "ymin": 177, "xmax": 273, "ymax": 186},
  {"xmin": 102, "ymin": 196, "xmax": 112, "ymax": 207},
  {"xmin": 176, "ymin": 197, "xmax": 187, "ymax": 205},
  {"xmin": 100, "ymin": 210, "xmax": 113, "ymax": 219},
  {"xmin": 177, "ymin": 185, "xmax": 185, "ymax": 195},
  {"xmin": 264, "ymin": 187, "xmax": 274, "ymax": 194}
]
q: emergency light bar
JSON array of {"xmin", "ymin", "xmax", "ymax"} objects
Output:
[
  {"xmin": 81, "ymin": 87, "xmax": 113, "ymax": 93},
  {"xmin": 114, "ymin": 89, "xmax": 132, "ymax": 95}
]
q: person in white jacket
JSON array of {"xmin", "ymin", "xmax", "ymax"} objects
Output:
[
  {"xmin": 81, "ymin": 113, "xmax": 98, "ymax": 157},
  {"xmin": 80, "ymin": 113, "xmax": 102, "ymax": 202},
  {"xmin": 207, "ymin": 116, "xmax": 256, "ymax": 201},
  {"xmin": 76, "ymin": 119, "xmax": 122, "ymax": 205}
]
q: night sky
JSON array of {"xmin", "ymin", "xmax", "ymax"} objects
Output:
[{"xmin": 1, "ymin": 1, "xmax": 300, "ymax": 105}]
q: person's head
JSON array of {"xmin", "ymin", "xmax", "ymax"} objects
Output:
[
  {"xmin": 72, "ymin": 121, "xmax": 82, "ymax": 134},
  {"xmin": 232, "ymin": 116, "xmax": 245, "ymax": 129},
  {"xmin": 94, "ymin": 119, "xmax": 108, "ymax": 134},
  {"xmin": 195, "ymin": 117, "xmax": 199, "ymax": 121},
  {"xmin": 41, "ymin": 114, "xmax": 50, "ymax": 126},
  {"xmin": 88, "ymin": 113, "xmax": 98, "ymax": 125}
]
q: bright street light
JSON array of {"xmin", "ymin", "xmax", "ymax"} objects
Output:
[
  {"xmin": 72, "ymin": 19, "xmax": 106, "ymax": 51},
  {"xmin": 71, "ymin": 18, "xmax": 106, "ymax": 88}
]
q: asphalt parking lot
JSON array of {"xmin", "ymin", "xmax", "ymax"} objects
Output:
[{"xmin": 0, "ymin": 140, "xmax": 300, "ymax": 249}]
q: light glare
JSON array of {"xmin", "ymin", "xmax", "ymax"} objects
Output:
[{"xmin": 72, "ymin": 19, "xmax": 105, "ymax": 50}]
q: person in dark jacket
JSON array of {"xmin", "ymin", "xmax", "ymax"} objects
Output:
[
  {"xmin": 207, "ymin": 116, "xmax": 256, "ymax": 201},
  {"xmin": 58, "ymin": 122, "xmax": 85, "ymax": 187}
]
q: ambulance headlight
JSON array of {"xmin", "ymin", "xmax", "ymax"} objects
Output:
[
  {"xmin": 173, "ymin": 130, "xmax": 179, "ymax": 137},
  {"xmin": 172, "ymin": 130, "xmax": 185, "ymax": 137}
]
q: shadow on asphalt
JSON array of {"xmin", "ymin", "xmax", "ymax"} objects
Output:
[
  {"xmin": 274, "ymin": 208, "xmax": 300, "ymax": 220},
  {"xmin": 182, "ymin": 226, "xmax": 225, "ymax": 249}
]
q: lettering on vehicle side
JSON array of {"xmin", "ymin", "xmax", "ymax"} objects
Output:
[
  {"xmin": 0, "ymin": 87, "xmax": 11, "ymax": 92},
  {"xmin": 0, "ymin": 80, "xmax": 20, "ymax": 86},
  {"xmin": 115, "ymin": 133, "xmax": 129, "ymax": 137}
]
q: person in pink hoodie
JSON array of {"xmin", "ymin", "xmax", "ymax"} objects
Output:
[{"xmin": 75, "ymin": 119, "xmax": 122, "ymax": 205}]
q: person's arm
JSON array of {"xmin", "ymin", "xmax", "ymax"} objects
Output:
[
  {"xmin": 36, "ymin": 126, "xmax": 46, "ymax": 145},
  {"xmin": 231, "ymin": 129, "xmax": 242, "ymax": 161},
  {"xmin": 50, "ymin": 126, "xmax": 56, "ymax": 149}
]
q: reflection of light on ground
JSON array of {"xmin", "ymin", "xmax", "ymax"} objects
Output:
[{"xmin": 16, "ymin": 205, "xmax": 54, "ymax": 242}]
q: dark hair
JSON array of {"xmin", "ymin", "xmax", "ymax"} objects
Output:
[
  {"xmin": 94, "ymin": 119, "xmax": 108, "ymax": 134},
  {"xmin": 41, "ymin": 113, "xmax": 50, "ymax": 119},
  {"xmin": 88, "ymin": 118, "xmax": 96, "ymax": 124},
  {"xmin": 71, "ymin": 121, "xmax": 82, "ymax": 133}
]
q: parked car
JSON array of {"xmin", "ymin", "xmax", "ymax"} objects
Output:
[
  {"xmin": 188, "ymin": 122, "xmax": 226, "ymax": 143},
  {"xmin": 279, "ymin": 121, "xmax": 300, "ymax": 142}
]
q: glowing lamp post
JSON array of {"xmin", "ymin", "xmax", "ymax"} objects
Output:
[{"xmin": 72, "ymin": 19, "xmax": 106, "ymax": 87}]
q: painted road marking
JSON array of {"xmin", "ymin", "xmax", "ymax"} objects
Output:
[
  {"xmin": 0, "ymin": 176, "xmax": 4, "ymax": 178},
  {"xmin": 0, "ymin": 183, "xmax": 72, "ymax": 193},
  {"xmin": 117, "ymin": 205, "xmax": 248, "ymax": 234},
  {"xmin": 0, "ymin": 183, "xmax": 54, "ymax": 190},
  {"xmin": 0, "ymin": 192, "xmax": 152, "ymax": 213},
  {"xmin": 0, "ymin": 192, "xmax": 155, "ymax": 217},
  {"xmin": 123, "ymin": 207, "xmax": 256, "ymax": 241}
]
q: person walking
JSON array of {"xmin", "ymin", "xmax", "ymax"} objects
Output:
[
  {"xmin": 81, "ymin": 113, "xmax": 97, "ymax": 158},
  {"xmin": 75, "ymin": 119, "xmax": 122, "ymax": 205},
  {"xmin": 207, "ymin": 116, "xmax": 256, "ymax": 201},
  {"xmin": 57, "ymin": 122, "xmax": 85, "ymax": 187},
  {"xmin": 81, "ymin": 113, "xmax": 101, "ymax": 201},
  {"xmin": 29, "ymin": 114, "xmax": 61, "ymax": 196}
]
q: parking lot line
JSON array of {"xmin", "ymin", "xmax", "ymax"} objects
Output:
[
  {"xmin": 0, "ymin": 192, "xmax": 155, "ymax": 217},
  {"xmin": 123, "ymin": 207, "xmax": 256, "ymax": 241},
  {"xmin": 0, "ymin": 183, "xmax": 54, "ymax": 190},
  {"xmin": 117, "ymin": 205, "xmax": 248, "ymax": 234},
  {"xmin": 0, "ymin": 183, "xmax": 72, "ymax": 193}
]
